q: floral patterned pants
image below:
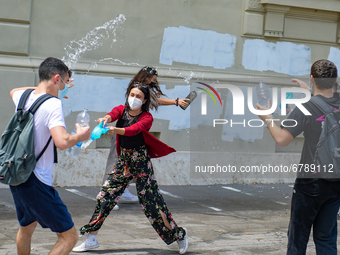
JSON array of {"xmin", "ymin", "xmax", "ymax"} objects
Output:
[{"xmin": 79, "ymin": 145, "xmax": 186, "ymax": 245}]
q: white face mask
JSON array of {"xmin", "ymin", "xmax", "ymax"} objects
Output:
[{"xmin": 128, "ymin": 97, "xmax": 143, "ymax": 110}]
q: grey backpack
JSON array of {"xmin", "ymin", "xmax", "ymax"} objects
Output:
[
  {"xmin": 0, "ymin": 89, "xmax": 54, "ymax": 186},
  {"xmin": 310, "ymin": 95, "xmax": 340, "ymax": 181}
]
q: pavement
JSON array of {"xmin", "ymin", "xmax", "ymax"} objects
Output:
[{"xmin": 0, "ymin": 183, "xmax": 337, "ymax": 255}]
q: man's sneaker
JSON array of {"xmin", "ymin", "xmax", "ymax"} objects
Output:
[
  {"xmin": 119, "ymin": 188, "xmax": 139, "ymax": 203},
  {"xmin": 72, "ymin": 234, "xmax": 99, "ymax": 252},
  {"xmin": 113, "ymin": 204, "xmax": 119, "ymax": 210},
  {"xmin": 177, "ymin": 227, "xmax": 188, "ymax": 254}
]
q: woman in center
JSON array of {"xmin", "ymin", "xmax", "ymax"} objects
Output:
[{"xmin": 77, "ymin": 82, "xmax": 188, "ymax": 254}]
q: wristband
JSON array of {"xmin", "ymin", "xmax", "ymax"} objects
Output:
[{"xmin": 175, "ymin": 98, "xmax": 179, "ymax": 106}]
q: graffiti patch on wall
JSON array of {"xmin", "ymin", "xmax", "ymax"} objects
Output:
[
  {"xmin": 159, "ymin": 26, "xmax": 236, "ymax": 69},
  {"xmin": 242, "ymin": 39, "xmax": 311, "ymax": 76},
  {"xmin": 328, "ymin": 47, "xmax": 340, "ymax": 70}
]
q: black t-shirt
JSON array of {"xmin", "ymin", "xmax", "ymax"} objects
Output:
[
  {"xmin": 284, "ymin": 93, "xmax": 340, "ymax": 193},
  {"xmin": 116, "ymin": 111, "xmax": 145, "ymax": 149},
  {"xmin": 285, "ymin": 93, "xmax": 340, "ymax": 166}
]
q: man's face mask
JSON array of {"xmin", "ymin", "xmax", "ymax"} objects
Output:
[{"xmin": 58, "ymin": 76, "xmax": 68, "ymax": 99}]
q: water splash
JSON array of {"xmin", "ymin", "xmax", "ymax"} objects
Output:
[
  {"xmin": 61, "ymin": 13, "xmax": 205, "ymax": 87},
  {"xmin": 86, "ymin": 57, "xmax": 141, "ymax": 74},
  {"xmin": 84, "ymin": 58, "xmax": 200, "ymax": 88},
  {"xmin": 100, "ymin": 58, "xmax": 140, "ymax": 67},
  {"xmin": 62, "ymin": 14, "xmax": 126, "ymax": 69},
  {"xmin": 184, "ymin": 71, "xmax": 195, "ymax": 84},
  {"xmin": 174, "ymin": 70, "xmax": 205, "ymax": 85}
]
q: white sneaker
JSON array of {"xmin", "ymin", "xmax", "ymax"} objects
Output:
[
  {"xmin": 177, "ymin": 227, "xmax": 188, "ymax": 254},
  {"xmin": 72, "ymin": 234, "xmax": 99, "ymax": 252},
  {"xmin": 119, "ymin": 188, "xmax": 139, "ymax": 203},
  {"xmin": 113, "ymin": 204, "xmax": 119, "ymax": 210}
]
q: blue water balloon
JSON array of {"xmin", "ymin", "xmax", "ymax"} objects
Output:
[{"xmin": 91, "ymin": 121, "xmax": 109, "ymax": 140}]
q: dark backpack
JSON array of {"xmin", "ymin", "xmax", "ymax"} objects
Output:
[
  {"xmin": 310, "ymin": 95, "xmax": 340, "ymax": 181},
  {"xmin": 0, "ymin": 89, "xmax": 54, "ymax": 186}
]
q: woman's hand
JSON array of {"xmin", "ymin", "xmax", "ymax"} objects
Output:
[
  {"xmin": 107, "ymin": 126, "xmax": 115, "ymax": 136},
  {"xmin": 97, "ymin": 116, "xmax": 110, "ymax": 126},
  {"xmin": 108, "ymin": 126, "xmax": 125, "ymax": 136},
  {"xmin": 179, "ymin": 98, "xmax": 190, "ymax": 108}
]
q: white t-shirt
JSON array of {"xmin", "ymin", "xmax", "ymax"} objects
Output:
[{"xmin": 13, "ymin": 90, "xmax": 65, "ymax": 186}]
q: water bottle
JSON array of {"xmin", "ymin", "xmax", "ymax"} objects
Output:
[
  {"xmin": 65, "ymin": 109, "xmax": 90, "ymax": 156},
  {"xmin": 256, "ymin": 80, "xmax": 270, "ymax": 107},
  {"xmin": 81, "ymin": 121, "xmax": 109, "ymax": 150},
  {"xmin": 180, "ymin": 91, "xmax": 197, "ymax": 110}
]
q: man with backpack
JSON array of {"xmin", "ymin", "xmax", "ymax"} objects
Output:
[
  {"xmin": 257, "ymin": 59, "xmax": 340, "ymax": 255},
  {"xmin": 8, "ymin": 57, "xmax": 91, "ymax": 255}
]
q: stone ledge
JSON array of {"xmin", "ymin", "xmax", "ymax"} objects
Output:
[
  {"xmin": 244, "ymin": 0, "xmax": 340, "ymax": 43},
  {"xmin": 261, "ymin": 0, "xmax": 340, "ymax": 12},
  {"xmin": 53, "ymin": 149, "xmax": 298, "ymax": 187},
  {"xmin": 0, "ymin": 55, "xmax": 307, "ymax": 86}
]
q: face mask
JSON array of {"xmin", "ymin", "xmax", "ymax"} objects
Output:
[
  {"xmin": 149, "ymin": 82, "xmax": 156, "ymax": 88},
  {"xmin": 128, "ymin": 97, "xmax": 143, "ymax": 110},
  {"xmin": 58, "ymin": 84, "xmax": 69, "ymax": 99}
]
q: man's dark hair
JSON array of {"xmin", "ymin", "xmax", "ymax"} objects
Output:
[
  {"xmin": 311, "ymin": 59, "xmax": 338, "ymax": 90},
  {"xmin": 39, "ymin": 57, "xmax": 71, "ymax": 82}
]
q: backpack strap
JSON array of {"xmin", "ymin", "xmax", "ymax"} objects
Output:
[
  {"xmin": 17, "ymin": 89, "xmax": 35, "ymax": 111},
  {"xmin": 310, "ymin": 96, "xmax": 334, "ymax": 115},
  {"xmin": 54, "ymin": 144, "xmax": 58, "ymax": 163},
  {"xmin": 36, "ymin": 136, "xmax": 52, "ymax": 162},
  {"xmin": 22, "ymin": 91, "xmax": 57, "ymax": 163},
  {"xmin": 35, "ymin": 136, "xmax": 58, "ymax": 163}
]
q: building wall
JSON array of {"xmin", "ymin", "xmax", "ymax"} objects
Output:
[{"xmin": 1, "ymin": 0, "xmax": 340, "ymax": 185}]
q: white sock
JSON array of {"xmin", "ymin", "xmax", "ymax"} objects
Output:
[{"xmin": 88, "ymin": 234, "xmax": 97, "ymax": 241}]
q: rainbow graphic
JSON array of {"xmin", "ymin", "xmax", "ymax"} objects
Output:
[{"xmin": 197, "ymin": 82, "xmax": 222, "ymax": 106}]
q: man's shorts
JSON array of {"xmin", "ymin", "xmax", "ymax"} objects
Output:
[{"xmin": 10, "ymin": 172, "xmax": 74, "ymax": 233}]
